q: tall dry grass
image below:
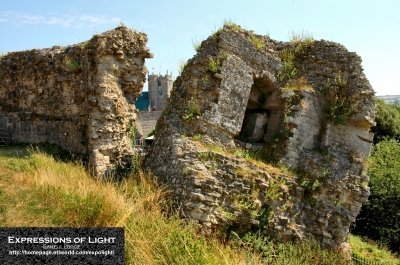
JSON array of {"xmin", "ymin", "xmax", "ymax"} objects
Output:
[
  {"xmin": 3, "ymin": 145, "xmax": 390, "ymax": 264},
  {"xmin": 0, "ymin": 146, "xmax": 261, "ymax": 264}
]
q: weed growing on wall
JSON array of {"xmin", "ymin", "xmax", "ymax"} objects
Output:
[
  {"xmin": 198, "ymin": 152, "xmax": 209, "ymax": 162},
  {"xmin": 184, "ymin": 97, "xmax": 200, "ymax": 121},
  {"xmin": 192, "ymin": 39, "xmax": 202, "ymax": 53},
  {"xmin": 208, "ymin": 52, "xmax": 230, "ymax": 74},
  {"xmin": 211, "ymin": 27, "xmax": 223, "ymax": 40},
  {"xmin": 289, "ymin": 30, "xmax": 314, "ymax": 56},
  {"xmin": 248, "ymin": 36, "xmax": 265, "ymax": 50},
  {"xmin": 324, "ymin": 74, "xmax": 354, "ymax": 124},
  {"xmin": 63, "ymin": 56, "xmax": 80, "ymax": 73},
  {"xmin": 265, "ymin": 179, "xmax": 282, "ymax": 201},
  {"xmin": 117, "ymin": 21, "xmax": 126, "ymax": 27},
  {"xmin": 266, "ymin": 31, "xmax": 316, "ymax": 163},
  {"xmin": 223, "ymin": 19, "xmax": 242, "ymax": 31},
  {"xmin": 80, "ymin": 41, "xmax": 89, "ymax": 50},
  {"xmin": 278, "ymin": 30, "xmax": 314, "ymax": 84},
  {"xmin": 210, "ymin": 19, "xmax": 241, "ymax": 41},
  {"xmin": 193, "ymin": 134, "xmax": 201, "ymax": 141},
  {"xmin": 209, "ymin": 58, "xmax": 220, "ymax": 73},
  {"xmin": 178, "ymin": 59, "xmax": 188, "ymax": 75}
]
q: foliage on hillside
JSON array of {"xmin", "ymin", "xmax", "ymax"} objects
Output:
[
  {"xmin": 353, "ymin": 138, "xmax": 400, "ymax": 254},
  {"xmin": 371, "ymin": 99, "xmax": 400, "ymax": 143}
]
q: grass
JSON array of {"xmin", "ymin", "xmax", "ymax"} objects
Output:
[
  {"xmin": 289, "ymin": 30, "xmax": 314, "ymax": 47},
  {"xmin": 223, "ymin": 19, "xmax": 241, "ymax": 31},
  {"xmin": 209, "ymin": 57, "xmax": 220, "ymax": 73},
  {"xmin": 210, "ymin": 19, "xmax": 241, "ymax": 41},
  {"xmin": 1, "ymin": 145, "xmax": 398, "ymax": 264},
  {"xmin": 192, "ymin": 39, "xmax": 202, "ymax": 53},
  {"xmin": 211, "ymin": 27, "xmax": 223, "ymax": 40},
  {"xmin": 247, "ymin": 36, "xmax": 265, "ymax": 50},
  {"xmin": 0, "ymin": 145, "xmax": 260, "ymax": 264},
  {"xmin": 349, "ymin": 234, "xmax": 400, "ymax": 265}
]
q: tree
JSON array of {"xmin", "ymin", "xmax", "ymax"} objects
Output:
[
  {"xmin": 352, "ymin": 138, "xmax": 400, "ymax": 253},
  {"xmin": 372, "ymin": 99, "xmax": 400, "ymax": 143}
]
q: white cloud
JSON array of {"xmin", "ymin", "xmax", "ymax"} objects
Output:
[
  {"xmin": 15, "ymin": 13, "xmax": 45, "ymax": 24},
  {"xmin": 79, "ymin": 15, "xmax": 120, "ymax": 25},
  {"xmin": 0, "ymin": 11, "xmax": 121, "ymax": 28}
]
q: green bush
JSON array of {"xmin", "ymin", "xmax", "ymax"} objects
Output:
[
  {"xmin": 352, "ymin": 138, "xmax": 400, "ymax": 253},
  {"xmin": 372, "ymin": 99, "xmax": 400, "ymax": 143}
]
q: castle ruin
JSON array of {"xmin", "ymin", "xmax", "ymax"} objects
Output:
[
  {"xmin": 0, "ymin": 24, "xmax": 377, "ymax": 255},
  {"xmin": 0, "ymin": 26, "xmax": 152, "ymax": 176},
  {"xmin": 145, "ymin": 25, "xmax": 376, "ymax": 254}
]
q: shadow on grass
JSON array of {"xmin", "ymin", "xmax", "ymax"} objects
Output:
[{"xmin": 0, "ymin": 143, "xmax": 86, "ymax": 164}]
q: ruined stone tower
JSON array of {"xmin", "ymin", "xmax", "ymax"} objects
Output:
[{"xmin": 145, "ymin": 25, "xmax": 376, "ymax": 254}]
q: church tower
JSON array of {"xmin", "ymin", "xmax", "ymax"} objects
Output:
[{"xmin": 148, "ymin": 71, "xmax": 173, "ymax": 111}]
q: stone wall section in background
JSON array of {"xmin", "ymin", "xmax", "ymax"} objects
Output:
[{"xmin": 0, "ymin": 26, "xmax": 152, "ymax": 176}]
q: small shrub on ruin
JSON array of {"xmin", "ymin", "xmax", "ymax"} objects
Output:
[
  {"xmin": 118, "ymin": 21, "xmax": 126, "ymax": 28},
  {"xmin": 193, "ymin": 134, "xmax": 201, "ymax": 141},
  {"xmin": 211, "ymin": 27, "xmax": 223, "ymax": 40},
  {"xmin": 223, "ymin": 19, "xmax": 241, "ymax": 31},
  {"xmin": 192, "ymin": 39, "xmax": 202, "ymax": 53},
  {"xmin": 63, "ymin": 57, "xmax": 80, "ymax": 73},
  {"xmin": 289, "ymin": 30, "xmax": 314, "ymax": 55},
  {"xmin": 247, "ymin": 36, "xmax": 265, "ymax": 50},
  {"xmin": 265, "ymin": 179, "xmax": 281, "ymax": 201},
  {"xmin": 198, "ymin": 152, "xmax": 209, "ymax": 162},
  {"xmin": 208, "ymin": 58, "xmax": 220, "ymax": 73},
  {"xmin": 184, "ymin": 97, "xmax": 200, "ymax": 121},
  {"xmin": 324, "ymin": 74, "xmax": 354, "ymax": 124},
  {"xmin": 80, "ymin": 41, "xmax": 88, "ymax": 50},
  {"xmin": 278, "ymin": 30, "xmax": 314, "ymax": 85},
  {"xmin": 178, "ymin": 59, "xmax": 188, "ymax": 75}
]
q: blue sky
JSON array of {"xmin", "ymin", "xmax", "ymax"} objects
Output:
[{"xmin": 0, "ymin": 0, "xmax": 398, "ymax": 95}]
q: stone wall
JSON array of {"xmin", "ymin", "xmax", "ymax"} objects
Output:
[
  {"xmin": 136, "ymin": 111, "xmax": 161, "ymax": 139},
  {"xmin": 145, "ymin": 25, "xmax": 375, "ymax": 254},
  {"xmin": 0, "ymin": 26, "xmax": 152, "ymax": 176}
]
